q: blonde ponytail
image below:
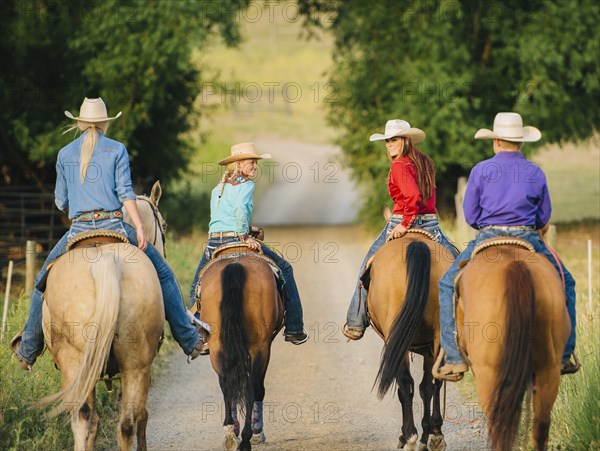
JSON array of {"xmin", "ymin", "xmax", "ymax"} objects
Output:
[
  {"xmin": 77, "ymin": 121, "xmax": 109, "ymax": 183},
  {"xmin": 216, "ymin": 166, "xmax": 235, "ymax": 206}
]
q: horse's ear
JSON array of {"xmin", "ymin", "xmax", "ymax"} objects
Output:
[{"xmin": 150, "ymin": 181, "xmax": 162, "ymax": 206}]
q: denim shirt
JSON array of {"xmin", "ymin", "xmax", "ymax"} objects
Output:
[
  {"xmin": 208, "ymin": 180, "xmax": 254, "ymax": 234},
  {"xmin": 55, "ymin": 131, "xmax": 137, "ymax": 219}
]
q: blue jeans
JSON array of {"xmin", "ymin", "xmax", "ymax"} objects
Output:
[
  {"xmin": 439, "ymin": 228, "xmax": 576, "ymax": 364},
  {"xmin": 17, "ymin": 218, "xmax": 200, "ymax": 364},
  {"xmin": 346, "ymin": 217, "xmax": 459, "ymax": 329},
  {"xmin": 190, "ymin": 236, "xmax": 304, "ymax": 333}
]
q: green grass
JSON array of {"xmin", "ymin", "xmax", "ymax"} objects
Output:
[{"xmin": 0, "ymin": 293, "xmax": 119, "ymax": 450}]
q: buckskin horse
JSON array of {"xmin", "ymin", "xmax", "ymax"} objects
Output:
[
  {"xmin": 38, "ymin": 181, "xmax": 166, "ymax": 450},
  {"xmin": 198, "ymin": 244, "xmax": 283, "ymax": 451},
  {"xmin": 455, "ymin": 241, "xmax": 570, "ymax": 450},
  {"xmin": 367, "ymin": 231, "xmax": 454, "ymax": 450}
]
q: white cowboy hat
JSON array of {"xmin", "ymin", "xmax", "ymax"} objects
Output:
[
  {"xmin": 218, "ymin": 142, "xmax": 272, "ymax": 166},
  {"xmin": 64, "ymin": 97, "xmax": 122, "ymax": 122},
  {"xmin": 475, "ymin": 112, "xmax": 541, "ymax": 142},
  {"xmin": 369, "ymin": 119, "xmax": 426, "ymax": 143}
]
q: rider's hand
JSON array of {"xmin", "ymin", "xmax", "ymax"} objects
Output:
[
  {"xmin": 136, "ymin": 226, "xmax": 148, "ymax": 251},
  {"xmin": 244, "ymin": 237, "xmax": 261, "ymax": 251},
  {"xmin": 390, "ymin": 224, "xmax": 408, "ymax": 239}
]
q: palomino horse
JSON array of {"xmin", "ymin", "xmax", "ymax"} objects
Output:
[
  {"xmin": 199, "ymin": 245, "xmax": 283, "ymax": 451},
  {"xmin": 39, "ymin": 181, "xmax": 167, "ymax": 450},
  {"xmin": 367, "ymin": 232, "xmax": 454, "ymax": 450},
  {"xmin": 456, "ymin": 243, "xmax": 570, "ymax": 450}
]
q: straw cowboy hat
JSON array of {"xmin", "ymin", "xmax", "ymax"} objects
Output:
[
  {"xmin": 475, "ymin": 112, "xmax": 541, "ymax": 142},
  {"xmin": 218, "ymin": 142, "xmax": 272, "ymax": 166},
  {"xmin": 64, "ymin": 97, "xmax": 122, "ymax": 122},
  {"xmin": 369, "ymin": 119, "xmax": 426, "ymax": 143}
]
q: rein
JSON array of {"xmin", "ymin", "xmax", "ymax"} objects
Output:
[{"xmin": 136, "ymin": 196, "xmax": 167, "ymax": 258}]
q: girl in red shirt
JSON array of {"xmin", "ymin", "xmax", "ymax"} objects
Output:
[{"xmin": 343, "ymin": 119, "xmax": 458, "ymax": 340}]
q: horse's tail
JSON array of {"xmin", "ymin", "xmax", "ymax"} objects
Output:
[
  {"xmin": 40, "ymin": 249, "xmax": 121, "ymax": 418},
  {"xmin": 488, "ymin": 260, "xmax": 535, "ymax": 450},
  {"xmin": 375, "ymin": 240, "xmax": 431, "ymax": 399},
  {"xmin": 219, "ymin": 262, "xmax": 253, "ymax": 407}
]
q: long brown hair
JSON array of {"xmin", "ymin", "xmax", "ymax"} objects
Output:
[{"xmin": 392, "ymin": 137, "xmax": 436, "ymax": 203}]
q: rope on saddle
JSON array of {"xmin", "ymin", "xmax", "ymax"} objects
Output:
[
  {"xmin": 386, "ymin": 227, "xmax": 436, "ymax": 242},
  {"xmin": 471, "ymin": 237, "xmax": 534, "ymax": 259}
]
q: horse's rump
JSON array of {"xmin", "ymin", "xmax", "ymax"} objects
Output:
[
  {"xmin": 458, "ymin": 245, "xmax": 570, "ymax": 450},
  {"xmin": 41, "ymin": 243, "xmax": 164, "ymax": 415}
]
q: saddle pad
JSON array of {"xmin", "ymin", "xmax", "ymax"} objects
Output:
[
  {"xmin": 66, "ymin": 229, "xmax": 129, "ymax": 251},
  {"xmin": 471, "ymin": 236, "xmax": 535, "ymax": 259}
]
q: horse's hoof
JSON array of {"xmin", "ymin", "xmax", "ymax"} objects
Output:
[
  {"xmin": 250, "ymin": 430, "xmax": 266, "ymax": 444},
  {"xmin": 428, "ymin": 434, "xmax": 447, "ymax": 451},
  {"xmin": 222, "ymin": 425, "xmax": 240, "ymax": 451},
  {"xmin": 402, "ymin": 434, "xmax": 419, "ymax": 451}
]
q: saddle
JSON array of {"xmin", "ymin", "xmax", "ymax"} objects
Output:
[
  {"xmin": 66, "ymin": 229, "xmax": 129, "ymax": 251},
  {"xmin": 37, "ymin": 230, "xmax": 130, "ymax": 293}
]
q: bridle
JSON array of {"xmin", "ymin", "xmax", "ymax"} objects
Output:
[{"xmin": 136, "ymin": 196, "xmax": 167, "ymax": 258}]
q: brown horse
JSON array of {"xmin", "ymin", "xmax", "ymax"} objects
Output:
[
  {"xmin": 367, "ymin": 233, "xmax": 454, "ymax": 450},
  {"xmin": 39, "ymin": 182, "xmax": 166, "ymax": 450},
  {"xmin": 199, "ymin": 246, "xmax": 283, "ymax": 451},
  {"xmin": 456, "ymin": 244, "xmax": 570, "ymax": 450}
]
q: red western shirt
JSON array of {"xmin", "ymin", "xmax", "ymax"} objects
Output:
[{"xmin": 388, "ymin": 156, "xmax": 437, "ymax": 227}]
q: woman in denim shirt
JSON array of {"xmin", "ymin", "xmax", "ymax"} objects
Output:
[
  {"xmin": 11, "ymin": 98, "xmax": 203, "ymax": 370},
  {"xmin": 189, "ymin": 142, "xmax": 308, "ymax": 345},
  {"xmin": 343, "ymin": 119, "xmax": 458, "ymax": 340}
]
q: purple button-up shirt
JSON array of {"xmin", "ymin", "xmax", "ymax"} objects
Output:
[{"xmin": 463, "ymin": 151, "xmax": 552, "ymax": 229}]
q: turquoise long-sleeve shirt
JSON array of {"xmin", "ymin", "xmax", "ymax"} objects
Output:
[{"xmin": 208, "ymin": 179, "xmax": 254, "ymax": 234}]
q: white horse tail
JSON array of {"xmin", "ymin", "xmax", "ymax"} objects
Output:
[{"xmin": 40, "ymin": 248, "xmax": 121, "ymax": 418}]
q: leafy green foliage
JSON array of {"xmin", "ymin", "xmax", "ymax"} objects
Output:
[
  {"xmin": 0, "ymin": 0, "xmax": 248, "ymax": 191},
  {"xmin": 299, "ymin": 0, "xmax": 600, "ymax": 222}
]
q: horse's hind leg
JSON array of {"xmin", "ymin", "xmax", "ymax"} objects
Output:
[
  {"xmin": 219, "ymin": 376, "xmax": 241, "ymax": 451},
  {"xmin": 118, "ymin": 369, "xmax": 151, "ymax": 450},
  {"xmin": 422, "ymin": 354, "xmax": 446, "ymax": 451},
  {"xmin": 71, "ymin": 389, "xmax": 99, "ymax": 451},
  {"xmin": 531, "ymin": 370, "xmax": 560, "ymax": 451},
  {"xmin": 250, "ymin": 351, "xmax": 268, "ymax": 445},
  {"xmin": 397, "ymin": 356, "xmax": 419, "ymax": 450}
]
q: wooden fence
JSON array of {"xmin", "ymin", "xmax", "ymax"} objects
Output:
[{"xmin": 0, "ymin": 185, "xmax": 69, "ymax": 270}]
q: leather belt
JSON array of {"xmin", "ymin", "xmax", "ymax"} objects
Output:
[
  {"xmin": 208, "ymin": 231, "xmax": 240, "ymax": 239},
  {"xmin": 391, "ymin": 213, "xmax": 438, "ymax": 221},
  {"xmin": 72, "ymin": 210, "xmax": 123, "ymax": 223},
  {"xmin": 482, "ymin": 225, "xmax": 535, "ymax": 231}
]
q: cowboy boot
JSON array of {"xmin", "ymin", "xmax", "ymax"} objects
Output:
[{"xmin": 9, "ymin": 330, "xmax": 32, "ymax": 371}]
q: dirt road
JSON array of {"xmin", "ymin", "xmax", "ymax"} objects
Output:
[{"xmin": 146, "ymin": 226, "xmax": 488, "ymax": 450}]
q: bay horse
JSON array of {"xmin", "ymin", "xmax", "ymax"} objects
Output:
[
  {"xmin": 367, "ymin": 232, "xmax": 454, "ymax": 451},
  {"xmin": 456, "ymin": 243, "xmax": 570, "ymax": 450},
  {"xmin": 199, "ymin": 245, "xmax": 283, "ymax": 451},
  {"xmin": 39, "ymin": 181, "xmax": 167, "ymax": 450}
]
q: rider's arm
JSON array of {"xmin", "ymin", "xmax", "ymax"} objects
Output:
[{"xmin": 123, "ymin": 199, "xmax": 147, "ymax": 251}]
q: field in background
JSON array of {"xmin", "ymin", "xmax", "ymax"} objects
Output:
[{"xmin": 174, "ymin": 4, "xmax": 600, "ymax": 231}]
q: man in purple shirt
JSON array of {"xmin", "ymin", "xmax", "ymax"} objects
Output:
[{"xmin": 435, "ymin": 112, "xmax": 578, "ymax": 381}]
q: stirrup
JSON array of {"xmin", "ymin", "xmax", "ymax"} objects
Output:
[
  {"xmin": 342, "ymin": 323, "xmax": 364, "ymax": 341},
  {"xmin": 433, "ymin": 348, "xmax": 466, "ymax": 382},
  {"xmin": 561, "ymin": 352, "xmax": 581, "ymax": 375}
]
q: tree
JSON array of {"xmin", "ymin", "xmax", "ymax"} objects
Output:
[
  {"xmin": 299, "ymin": 0, "xmax": 600, "ymax": 223},
  {"xmin": 0, "ymin": 0, "xmax": 248, "ymax": 191}
]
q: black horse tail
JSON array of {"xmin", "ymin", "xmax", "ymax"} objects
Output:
[
  {"xmin": 375, "ymin": 240, "xmax": 431, "ymax": 399},
  {"xmin": 488, "ymin": 260, "xmax": 535, "ymax": 450},
  {"xmin": 219, "ymin": 262, "xmax": 253, "ymax": 407}
]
